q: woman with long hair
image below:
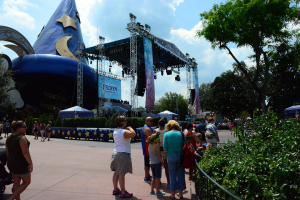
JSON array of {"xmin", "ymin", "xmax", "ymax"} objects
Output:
[
  {"xmin": 5, "ymin": 120, "xmax": 33, "ymax": 200},
  {"xmin": 163, "ymin": 120, "xmax": 186, "ymax": 199}
]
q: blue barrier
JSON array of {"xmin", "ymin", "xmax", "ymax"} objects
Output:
[
  {"xmin": 61, "ymin": 127, "xmax": 77, "ymax": 139},
  {"xmin": 56, "ymin": 127, "xmax": 146, "ymax": 142},
  {"xmin": 77, "ymin": 128, "xmax": 98, "ymax": 140},
  {"xmin": 51, "ymin": 127, "xmax": 61, "ymax": 138}
]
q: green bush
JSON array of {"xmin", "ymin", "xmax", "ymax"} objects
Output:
[
  {"xmin": 25, "ymin": 115, "xmax": 33, "ymax": 135},
  {"xmin": 198, "ymin": 111, "xmax": 300, "ymax": 199},
  {"xmin": 54, "ymin": 115, "xmax": 61, "ymax": 127},
  {"xmin": 61, "ymin": 117, "xmax": 107, "ymax": 128},
  {"xmin": 105, "ymin": 114, "xmax": 117, "ymax": 128}
]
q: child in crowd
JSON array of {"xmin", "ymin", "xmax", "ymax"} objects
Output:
[
  {"xmin": 32, "ymin": 121, "xmax": 39, "ymax": 140},
  {"xmin": 147, "ymin": 133, "xmax": 165, "ymax": 196},
  {"xmin": 196, "ymin": 133, "xmax": 202, "ymax": 147},
  {"xmin": 185, "ymin": 135, "xmax": 195, "ymax": 180}
]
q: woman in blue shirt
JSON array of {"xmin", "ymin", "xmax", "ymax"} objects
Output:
[{"xmin": 163, "ymin": 120, "xmax": 186, "ymax": 199}]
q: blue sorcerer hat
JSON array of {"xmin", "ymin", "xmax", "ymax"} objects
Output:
[{"xmin": 33, "ymin": 0, "xmax": 87, "ymax": 64}]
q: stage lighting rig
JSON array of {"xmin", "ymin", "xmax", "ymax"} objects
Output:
[
  {"xmin": 130, "ymin": 13, "xmax": 136, "ymax": 22},
  {"xmin": 166, "ymin": 67, "xmax": 172, "ymax": 75},
  {"xmin": 175, "ymin": 75, "xmax": 180, "ymax": 81},
  {"xmin": 161, "ymin": 70, "xmax": 163, "ymax": 76},
  {"xmin": 154, "ymin": 74, "xmax": 157, "ymax": 79},
  {"xmin": 145, "ymin": 24, "xmax": 151, "ymax": 32}
]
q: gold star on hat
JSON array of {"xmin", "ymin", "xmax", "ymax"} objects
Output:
[{"xmin": 56, "ymin": 13, "xmax": 77, "ymax": 29}]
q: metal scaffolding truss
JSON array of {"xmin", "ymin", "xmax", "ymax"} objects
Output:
[
  {"xmin": 186, "ymin": 53, "xmax": 192, "ymax": 103},
  {"xmin": 76, "ymin": 42, "xmax": 84, "ymax": 107},
  {"xmin": 127, "ymin": 16, "xmax": 138, "ymax": 117},
  {"xmin": 97, "ymin": 36, "xmax": 105, "ymax": 114},
  {"xmin": 126, "ymin": 13, "xmax": 154, "ymax": 117}
]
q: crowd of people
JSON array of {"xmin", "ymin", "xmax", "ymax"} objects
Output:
[
  {"xmin": 0, "ymin": 116, "xmax": 222, "ymax": 199},
  {"xmin": 110, "ymin": 116, "xmax": 222, "ymax": 199}
]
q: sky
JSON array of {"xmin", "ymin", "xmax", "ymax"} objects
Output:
[{"xmin": 0, "ymin": 0, "xmax": 254, "ymax": 108}]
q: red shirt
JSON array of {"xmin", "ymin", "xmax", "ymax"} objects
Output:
[{"xmin": 185, "ymin": 132, "xmax": 196, "ymax": 149}]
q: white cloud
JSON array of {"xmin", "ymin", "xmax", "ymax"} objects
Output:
[
  {"xmin": 0, "ymin": 0, "xmax": 37, "ymax": 29},
  {"xmin": 169, "ymin": 0, "xmax": 184, "ymax": 11},
  {"xmin": 76, "ymin": 0, "xmax": 98, "ymax": 46},
  {"xmin": 6, "ymin": 0, "xmax": 38, "ymax": 10},
  {"xmin": 169, "ymin": 21, "xmax": 255, "ymax": 85},
  {"xmin": 0, "ymin": 43, "xmax": 6, "ymax": 53}
]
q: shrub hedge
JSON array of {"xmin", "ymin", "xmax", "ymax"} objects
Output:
[
  {"xmin": 198, "ymin": 111, "xmax": 300, "ymax": 199},
  {"xmin": 62, "ymin": 117, "xmax": 107, "ymax": 128},
  {"xmin": 26, "ymin": 115, "xmax": 159, "ymax": 131},
  {"xmin": 61, "ymin": 117, "xmax": 159, "ymax": 129}
]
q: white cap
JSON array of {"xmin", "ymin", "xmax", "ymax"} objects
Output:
[{"xmin": 247, "ymin": 117, "xmax": 252, "ymax": 120}]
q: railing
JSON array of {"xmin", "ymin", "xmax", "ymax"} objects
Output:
[{"xmin": 194, "ymin": 156, "xmax": 241, "ymax": 200}]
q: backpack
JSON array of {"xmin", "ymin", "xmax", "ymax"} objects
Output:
[
  {"xmin": 180, "ymin": 132, "xmax": 196, "ymax": 168},
  {"xmin": 205, "ymin": 124, "xmax": 217, "ymax": 139},
  {"xmin": 47, "ymin": 124, "xmax": 52, "ymax": 131},
  {"xmin": 34, "ymin": 125, "xmax": 39, "ymax": 131}
]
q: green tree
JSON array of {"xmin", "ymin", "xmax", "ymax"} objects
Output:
[
  {"xmin": 0, "ymin": 54, "xmax": 16, "ymax": 113},
  {"xmin": 209, "ymin": 70, "xmax": 260, "ymax": 120},
  {"xmin": 198, "ymin": 82, "xmax": 213, "ymax": 112},
  {"xmin": 196, "ymin": 0, "xmax": 300, "ymax": 114},
  {"xmin": 154, "ymin": 92, "xmax": 188, "ymax": 120},
  {"xmin": 267, "ymin": 42, "xmax": 300, "ymax": 116}
]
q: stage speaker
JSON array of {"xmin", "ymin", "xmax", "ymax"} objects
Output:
[
  {"xmin": 189, "ymin": 89, "xmax": 195, "ymax": 105},
  {"xmin": 135, "ymin": 62, "xmax": 146, "ymax": 96},
  {"xmin": 166, "ymin": 69, "xmax": 172, "ymax": 75}
]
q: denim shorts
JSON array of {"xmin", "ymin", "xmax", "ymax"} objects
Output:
[
  {"xmin": 167, "ymin": 152, "xmax": 186, "ymax": 191},
  {"xmin": 150, "ymin": 163, "xmax": 162, "ymax": 178}
]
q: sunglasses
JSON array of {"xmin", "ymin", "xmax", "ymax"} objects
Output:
[{"xmin": 148, "ymin": 120, "xmax": 153, "ymax": 122}]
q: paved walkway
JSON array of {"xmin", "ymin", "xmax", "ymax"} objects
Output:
[{"xmin": 0, "ymin": 130, "xmax": 236, "ymax": 200}]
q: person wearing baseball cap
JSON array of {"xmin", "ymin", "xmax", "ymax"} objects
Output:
[{"xmin": 244, "ymin": 117, "xmax": 252, "ymax": 134}]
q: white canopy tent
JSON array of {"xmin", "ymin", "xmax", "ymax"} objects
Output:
[{"xmin": 157, "ymin": 110, "xmax": 178, "ymax": 122}]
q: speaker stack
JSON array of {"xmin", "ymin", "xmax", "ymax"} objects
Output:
[
  {"xmin": 189, "ymin": 89, "xmax": 195, "ymax": 105},
  {"xmin": 135, "ymin": 63, "xmax": 146, "ymax": 96}
]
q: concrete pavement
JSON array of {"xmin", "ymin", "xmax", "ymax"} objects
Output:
[{"xmin": 0, "ymin": 130, "xmax": 236, "ymax": 200}]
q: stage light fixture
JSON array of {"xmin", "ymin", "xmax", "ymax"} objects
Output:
[
  {"xmin": 145, "ymin": 24, "xmax": 151, "ymax": 32},
  {"xmin": 122, "ymin": 71, "xmax": 125, "ymax": 77},
  {"xmin": 161, "ymin": 70, "xmax": 163, "ymax": 76},
  {"xmin": 154, "ymin": 74, "xmax": 157, "ymax": 79},
  {"xmin": 166, "ymin": 67, "xmax": 172, "ymax": 75},
  {"xmin": 175, "ymin": 75, "xmax": 180, "ymax": 81},
  {"xmin": 109, "ymin": 68, "xmax": 111, "ymax": 73},
  {"xmin": 90, "ymin": 61, "xmax": 92, "ymax": 64}
]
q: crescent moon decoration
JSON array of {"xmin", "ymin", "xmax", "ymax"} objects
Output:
[
  {"xmin": 56, "ymin": 36, "xmax": 80, "ymax": 62},
  {"xmin": 55, "ymin": 13, "xmax": 77, "ymax": 29},
  {"xmin": 0, "ymin": 25, "xmax": 35, "ymax": 55},
  {"xmin": 4, "ymin": 44, "xmax": 28, "ymax": 57}
]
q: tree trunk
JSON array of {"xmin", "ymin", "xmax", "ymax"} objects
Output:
[{"xmin": 260, "ymin": 96, "xmax": 268, "ymax": 115}]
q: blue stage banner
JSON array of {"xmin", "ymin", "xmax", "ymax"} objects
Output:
[
  {"xmin": 98, "ymin": 76, "xmax": 121, "ymax": 100},
  {"xmin": 143, "ymin": 37, "xmax": 155, "ymax": 110},
  {"xmin": 154, "ymin": 36, "xmax": 189, "ymax": 64},
  {"xmin": 194, "ymin": 68, "xmax": 200, "ymax": 114}
]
